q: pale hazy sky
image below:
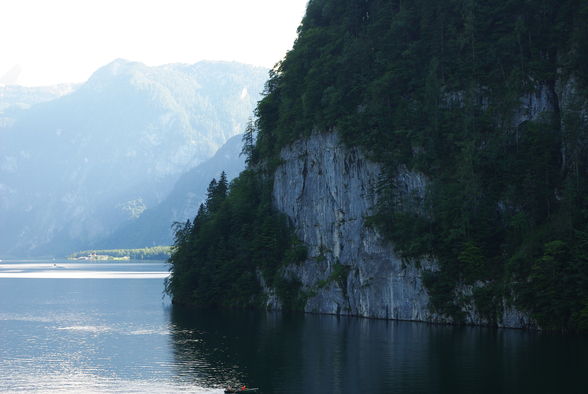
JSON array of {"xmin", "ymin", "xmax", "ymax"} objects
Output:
[{"xmin": 0, "ymin": 0, "xmax": 308, "ymax": 86}]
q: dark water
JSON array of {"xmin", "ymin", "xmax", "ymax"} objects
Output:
[{"xmin": 0, "ymin": 260, "xmax": 586, "ymax": 393}]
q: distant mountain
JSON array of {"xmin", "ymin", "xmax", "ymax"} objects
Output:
[
  {"xmin": 97, "ymin": 133, "xmax": 246, "ymax": 249},
  {"xmin": 0, "ymin": 59, "xmax": 267, "ymax": 257},
  {"xmin": 0, "ymin": 84, "xmax": 77, "ymax": 114}
]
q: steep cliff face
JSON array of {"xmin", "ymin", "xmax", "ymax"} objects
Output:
[{"xmin": 271, "ymin": 132, "xmax": 534, "ymax": 328}]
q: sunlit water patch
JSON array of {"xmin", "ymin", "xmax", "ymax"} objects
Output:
[
  {"xmin": 0, "ymin": 260, "xmax": 227, "ymax": 393},
  {"xmin": 1, "ymin": 371, "xmax": 222, "ymax": 393},
  {"xmin": 0, "ymin": 260, "xmax": 169, "ymax": 278}
]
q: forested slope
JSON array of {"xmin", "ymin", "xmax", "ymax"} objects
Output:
[{"xmin": 168, "ymin": 0, "xmax": 588, "ymax": 331}]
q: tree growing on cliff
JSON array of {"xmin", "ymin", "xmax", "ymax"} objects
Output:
[
  {"xmin": 166, "ymin": 170, "xmax": 306, "ymax": 308},
  {"xmin": 241, "ymin": 118, "xmax": 258, "ymax": 165}
]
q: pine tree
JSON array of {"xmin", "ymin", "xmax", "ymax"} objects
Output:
[{"xmin": 241, "ymin": 118, "xmax": 257, "ymax": 165}]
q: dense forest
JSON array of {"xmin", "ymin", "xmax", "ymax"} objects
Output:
[
  {"xmin": 168, "ymin": 0, "xmax": 588, "ymax": 331},
  {"xmin": 166, "ymin": 171, "xmax": 307, "ymax": 308}
]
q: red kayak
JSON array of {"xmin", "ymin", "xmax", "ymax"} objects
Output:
[{"xmin": 224, "ymin": 387, "xmax": 259, "ymax": 393}]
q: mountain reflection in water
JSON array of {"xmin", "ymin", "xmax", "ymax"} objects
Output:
[{"xmin": 169, "ymin": 307, "xmax": 588, "ymax": 394}]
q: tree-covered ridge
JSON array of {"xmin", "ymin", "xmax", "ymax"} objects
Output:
[
  {"xmin": 254, "ymin": 0, "xmax": 588, "ymax": 159},
  {"xmin": 166, "ymin": 171, "xmax": 307, "ymax": 308},
  {"xmin": 167, "ymin": 0, "xmax": 588, "ymax": 331},
  {"xmin": 250, "ymin": 0, "xmax": 588, "ymax": 331}
]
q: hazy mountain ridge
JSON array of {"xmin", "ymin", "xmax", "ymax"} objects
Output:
[
  {"xmin": 96, "ymin": 133, "xmax": 246, "ymax": 249},
  {"xmin": 0, "ymin": 60, "xmax": 266, "ymax": 257},
  {"xmin": 0, "ymin": 83, "xmax": 77, "ymax": 114}
]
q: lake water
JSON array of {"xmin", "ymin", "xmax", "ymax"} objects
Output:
[{"xmin": 0, "ymin": 260, "xmax": 587, "ymax": 393}]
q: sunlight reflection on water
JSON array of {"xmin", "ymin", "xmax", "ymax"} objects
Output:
[
  {"xmin": 0, "ymin": 261, "xmax": 169, "ymax": 279},
  {"xmin": 0, "ymin": 260, "xmax": 226, "ymax": 393},
  {"xmin": 1, "ymin": 371, "xmax": 222, "ymax": 393}
]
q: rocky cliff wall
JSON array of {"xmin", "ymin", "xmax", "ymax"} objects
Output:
[{"xmin": 270, "ymin": 131, "xmax": 533, "ymax": 328}]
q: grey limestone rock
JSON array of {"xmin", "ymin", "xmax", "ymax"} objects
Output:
[{"xmin": 269, "ymin": 131, "xmax": 533, "ymax": 328}]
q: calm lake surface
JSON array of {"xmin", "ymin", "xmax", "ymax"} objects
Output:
[{"xmin": 0, "ymin": 260, "xmax": 586, "ymax": 393}]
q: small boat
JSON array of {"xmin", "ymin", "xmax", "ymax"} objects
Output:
[{"xmin": 224, "ymin": 387, "xmax": 259, "ymax": 393}]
